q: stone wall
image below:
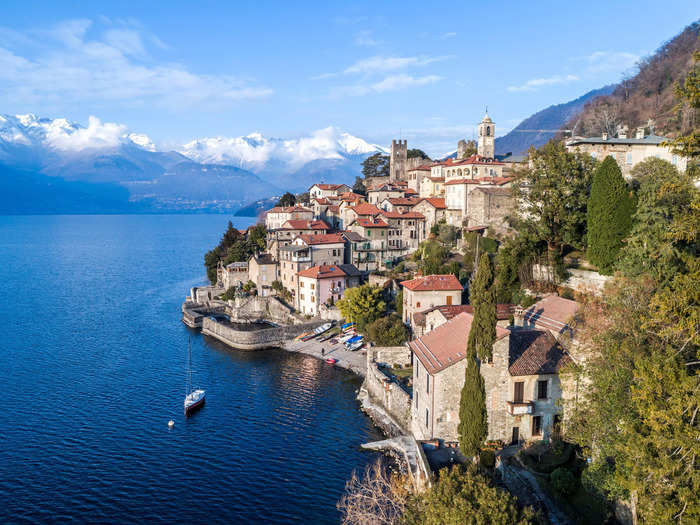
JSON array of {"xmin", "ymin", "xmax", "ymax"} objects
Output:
[
  {"xmin": 202, "ymin": 317, "xmax": 325, "ymax": 350},
  {"xmin": 363, "ymin": 346, "xmax": 413, "ymax": 431},
  {"xmin": 228, "ymin": 295, "xmax": 303, "ymax": 325},
  {"xmin": 532, "ymin": 264, "xmax": 611, "ymax": 294},
  {"xmin": 318, "ymin": 304, "xmax": 343, "ymax": 321}
]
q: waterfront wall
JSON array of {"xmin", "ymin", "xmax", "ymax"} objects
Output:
[
  {"xmin": 363, "ymin": 346, "xmax": 413, "ymax": 432},
  {"xmin": 202, "ymin": 317, "xmax": 326, "ymax": 350},
  {"xmin": 182, "ymin": 301, "xmax": 227, "ymax": 328},
  {"xmin": 229, "ymin": 295, "xmax": 304, "ymax": 325}
]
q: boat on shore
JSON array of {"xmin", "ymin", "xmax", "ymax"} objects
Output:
[
  {"xmin": 347, "ymin": 341, "xmax": 364, "ymax": 352},
  {"xmin": 184, "ymin": 337, "xmax": 205, "ymax": 416},
  {"xmin": 325, "ymin": 357, "xmax": 338, "ymax": 364}
]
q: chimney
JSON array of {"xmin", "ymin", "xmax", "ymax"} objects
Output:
[
  {"xmin": 635, "ymin": 127, "xmax": 645, "ymax": 139},
  {"xmin": 617, "ymin": 124, "xmax": 628, "ymax": 139},
  {"xmin": 602, "ymin": 132, "xmax": 609, "ymax": 140}
]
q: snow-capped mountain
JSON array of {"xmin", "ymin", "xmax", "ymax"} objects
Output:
[{"xmin": 180, "ymin": 126, "xmax": 386, "ymax": 171}]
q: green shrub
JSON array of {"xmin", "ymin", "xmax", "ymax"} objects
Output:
[
  {"xmin": 550, "ymin": 467, "xmax": 578, "ymax": 498},
  {"xmin": 479, "ymin": 449, "xmax": 496, "ymax": 469},
  {"xmin": 367, "ymin": 314, "xmax": 409, "ymax": 346},
  {"xmin": 481, "ymin": 236, "xmax": 499, "ymax": 253}
]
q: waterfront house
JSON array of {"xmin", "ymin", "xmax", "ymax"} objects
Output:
[
  {"xmin": 217, "ymin": 261, "xmax": 249, "ymax": 290},
  {"xmin": 296, "ymin": 263, "xmax": 361, "ymax": 315},
  {"xmin": 248, "ymin": 253, "xmax": 278, "ymax": 297},
  {"xmin": 279, "ymin": 233, "xmax": 345, "ymax": 299},
  {"xmin": 409, "ymin": 312, "xmax": 572, "ymax": 445},
  {"xmin": 400, "ymin": 274, "xmax": 463, "ymax": 327}
]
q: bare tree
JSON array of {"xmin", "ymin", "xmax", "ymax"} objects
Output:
[
  {"xmin": 587, "ymin": 102, "xmax": 621, "ymax": 136},
  {"xmin": 337, "ymin": 459, "xmax": 414, "ymax": 525}
]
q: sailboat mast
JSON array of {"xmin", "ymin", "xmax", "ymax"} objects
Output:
[{"xmin": 187, "ymin": 336, "xmax": 193, "ymax": 395}]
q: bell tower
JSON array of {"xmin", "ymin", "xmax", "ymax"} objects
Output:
[
  {"xmin": 477, "ymin": 111, "xmax": 495, "ymax": 158},
  {"xmin": 390, "ymin": 139, "xmax": 407, "ymax": 181}
]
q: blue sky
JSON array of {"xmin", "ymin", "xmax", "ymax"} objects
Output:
[{"xmin": 1, "ymin": 0, "xmax": 697, "ymax": 155}]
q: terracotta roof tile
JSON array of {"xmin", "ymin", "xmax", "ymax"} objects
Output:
[
  {"xmin": 350, "ymin": 203, "xmax": 382, "ymax": 216},
  {"xmin": 297, "ymin": 264, "xmax": 346, "ymax": 279},
  {"xmin": 415, "ymin": 197, "xmax": 446, "ymax": 209},
  {"xmin": 414, "ymin": 304, "xmax": 514, "ymax": 326},
  {"xmin": 385, "ymin": 197, "xmax": 421, "ymax": 206},
  {"xmin": 408, "ymin": 312, "xmax": 509, "ymax": 374},
  {"xmin": 401, "ymin": 274, "xmax": 462, "ymax": 291},
  {"xmin": 508, "ymin": 330, "xmax": 572, "ymax": 376},
  {"xmin": 521, "ymin": 296, "xmax": 580, "ymax": 338},
  {"xmin": 380, "ymin": 211, "xmax": 425, "ymax": 219},
  {"xmin": 281, "ymin": 219, "xmax": 330, "ymax": 230},
  {"xmin": 298, "ymin": 233, "xmax": 345, "ymax": 245},
  {"xmin": 354, "ymin": 217, "xmax": 389, "ymax": 228}
]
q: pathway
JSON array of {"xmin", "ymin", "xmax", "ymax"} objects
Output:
[{"xmin": 284, "ymin": 336, "xmax": 367, "ymax": 376}]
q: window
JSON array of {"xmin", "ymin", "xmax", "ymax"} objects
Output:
[
  {"xmin": 426, "ymin": 374, "xmax": 430, "ymax": 394},
  {"xmin": 311, "ymin": 296, "xmax": 315, "ymax": 302},
  {"xmin": 300, "ymin": 281, "xmax": 304, "ymax": 288},
  {"xmin": 446, "ymin": 295, "xmax": 452, "ymax": 306},
  {"xmin": 672, "ymin": 155, "xmax": 678, "ymax": 166},
  {"xmin": 514, "ymin": 382, "xmax": 524, "ymax": 403},
  {"xmin": 300, "ymin": 293, "xmax": 305, "ymax": 300},
  {"xmin": 532, "ymin": 415, "xmax": 542, "ymax": 436},
  {"xmin": 537, "ymin": 380, "xmax": 548, "ymax": 400},
  {"xmin": 311, "ymin": 283, "xmax": 315, "ymax": 290},
  {"xmin": 416, "ymin": 301, "xmax": 421, "ymax": 308},
  {"xmin": 425, "ymin": 408, "xmax": 429, "ymax": 428},
  {"xmin": 626, "ymin": 152, "xmax": 633, "ymax": 165}
]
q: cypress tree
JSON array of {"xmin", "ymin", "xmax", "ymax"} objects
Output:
[
  {"xmin": 458, "ymin": 253, "xmax": 495, "ymax": 457},
  {"xmin": 586, "ymin": 156, "xmax": 635, "ymax": 273},
  {"xmin": 467, "ymin": 253, "xmax": 497, "ymax": 361},
  {"xmin": 458, "ymin": 357, "xmax": 488, "ymax": 457}
]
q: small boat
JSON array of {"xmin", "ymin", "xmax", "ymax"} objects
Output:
[
  {"xmin": 345, "ymin": 335, "xmax": 363, "ymax": 346},
  {"xmin": 301, "ymin": 333, "xmax": 317, "ymax": 342},
  {"xmin": 313, "ymin": 322, "xmax": 332, "ymax": 335},
  {"xmin": 295, "ymin": 331, "xmax": 312, "ymax": 341},
  {"xmin": 341, "ymin": 322, "xmax": 355, "ymax": 330},
  {"xmin": 184, "ymin": 337, "xmax": 205, "ymax": 415},
  {"xmin": 347, "ymin": 341, "xmax": 364, "ymax": 352},
  {"xmin": 325, "ymin": 357, "xmax": 338, "ymax": 364},
  {"xmin": 339, "ymin": 333, "xmax": 355, "ymax": 344}
]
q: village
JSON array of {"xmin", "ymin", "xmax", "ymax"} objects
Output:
[{"xmin": 184, "ymin": 109, "xmax": 694, "ymax": 524}]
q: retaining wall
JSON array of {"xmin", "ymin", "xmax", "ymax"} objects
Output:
[
  {"xmin": 532, "ymin": 264, "xmax": 611, "ymax": 294},
  {"xmin": 363, "ymin": 346, "xmax": 413, "ymax": 431},
  {"xmin": 201, "ymin": 317, "xmax": 325, "ymax": 350}
]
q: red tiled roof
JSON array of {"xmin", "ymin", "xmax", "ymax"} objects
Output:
[
  {"xmin": 282, "ymin": 219, "xmax": 330, "ymax": 230},
  {"xmin": 268, "ymin": 205, "xmax": 313, "ymax": 213},
  {"xmin": 415, "ymin": 304, "xmax": 515, "ymax": 326},
  {"xmin": 408, "ymin": 312, "xmax": 509, "ymax": 374},
  {"xmin": 313, "ymin": 197, "xmax": 331, "ymax": 205},
  {"xmin": 385, "ymin": 197, "xmax": 421, "ymax": 206},
  {"xmin": 350, "ymin": 203, "xmax": 382, "ymax": 216},
  {"xmin": 328, "ymin": 205, "xmax": 340, "ymax": 213},
  {"xmin": 442, "ymin": 155, "xmax": 505, "ymax": 166},
  {"xmin": 311, "ymin": 183, "xmax": 349, "ymax": 191},
  {"xmin": 298, "ymin": 233, "xmax": 345, "ymax": 245},
  {"xmin": 428, "ymin": 177, "xmax": 445, "ymax": 182},
  {"xmin": 508, "ymin": 330, "xmax": 572, "ymax": 376},
  {"xmin": 403, "ymin": 188, "xmax": 418, "ymax": 195},
  {"xmin": 380, "ymin": 211, "xmax": 425, "ymax": 220},
  {"xmin": 416, "ymin": 197, "xmax": 446, "ymax": 209},
  {"xmin": 297, "ymin": 264, "xmax": 347, "ymax": 279},
  {"xmin": 401, "ymin": 274, "xmax": 462, "ymax": 291},
  {"xmin": 521, "ymin": 295, "xmax": 580, "ymax": 337},
  {"xmin": 354, "ymin": 217, "xmax": 389, "ymax": 228}
]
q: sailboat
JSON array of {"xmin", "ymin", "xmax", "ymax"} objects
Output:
[{"xmin": 184, "ymin": 337, "xmax": 206, "ymax": 415}]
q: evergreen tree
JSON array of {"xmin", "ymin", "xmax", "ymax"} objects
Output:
[
  {"xmin": 361, "ymin": 152, "xmax": 389, "ymax": 178},
  {"xmin": 276, "ymin": 192, "xmax": 296, "ymax": 207},
  {"xmin": 467, "ymin": 254, "xmax": 497, "ymax": 361},
  {"xmin": 352, "ymin": 176, "xmax": 367, "ymax": 196},
  {"xmin": 586, "ymin": 156, "xmax": 635, "ymax": 273},
  {"xmin": 457, "ymin": 356, "xmax": 488, "ymax": 457}
]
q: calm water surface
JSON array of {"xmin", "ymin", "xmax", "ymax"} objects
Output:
[{"xmin": 0, "ymin": 215, "xmax": 381, "ymax": 524}]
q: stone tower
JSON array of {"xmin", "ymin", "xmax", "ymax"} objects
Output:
[
  {"xmin": 457, "ymin": 139, "xmax": 468, "ymax": 159},
  {"xmin": 390, "ymin": 139, "xmax": 407, "ymax": 181},
  {"xmin": 478, "ymin": 111, "xmax": 495, "ymax": 158}
]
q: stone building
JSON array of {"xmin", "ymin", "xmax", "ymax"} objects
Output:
[
  {"xmin": 379, "ymin": 210, "xmax": 424, "ymax": 255},
  {"xmin": 409, "ymin": 312, "xmax": 572, "ymax": 444},
  {"xmin": 400, "ymin": 274, "xmax": 463, "ymax": 326},
  {"xmin": 466, "ymin": 186, "xmax": 514, "ymax": 235},
  {"xmin": 390, "ymin": 139, "xmax": 407, "ymax": 181},
  {"xmin": 367, "ymin": 183, "xmax": 404, "ymax": 205},
  {"xmin": 217, "ymin": 261, "xmax": 249, "ymax": 290},
  {"xmin": 478, "ymin": 111, "xmax": 495, "ymax": 158},
  {"xmin": 341, "ymin": 231, "xmax": 378, "ymax": 273},
  {"xmin": 407, "ymin": 164, "xmax": 433, "ymax": 191},
  {"xmin": 342, "ymin": 202, "xmax": 382, "ymax": 231},
  {"xmin": 412, "ymin": 303, "xmax": 514, "ymax": 337},
  {"xmin": 565, "ymin": 126, "xmax": 688, "ymax": 178},
  {"xmin": 248, "ymin": 253, "xmax": 278, "ymax": 297},
  {"xmin": 379, "ymin": 197, "xmax": 421, "ymax": 213},
  {"xmin": 411, "ymin": 197, "xmax": 447, "ymax": 241}
]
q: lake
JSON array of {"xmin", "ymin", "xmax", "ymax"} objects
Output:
[{"xmin": 0, "ymin": 215, "xmax": 381, "ymax": 524}]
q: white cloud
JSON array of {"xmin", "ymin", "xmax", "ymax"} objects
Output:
[
  {"xmin": 580, "ymin": 51, "xmax": 640, "ymax": 73},
  {"xmin": 440, "ymin": 32, "xmax": 457, "ymax": 40},
  {"xmin": 507, "ymin": 74, "xmax": 579, "ymax": 92},
  {"xmin": 343, "ymin": 55, "xmax": 451, "ymax": 75},
  {"xmin": 332, "ymin": 74, "xmax": 442, "ymax": 97},
  {"xmin": 44, "ymin": 115, "xmax": 127, "ymax": 151},
  {"xmin": 0, "ymin": 19, "xmax": 273, "ymax": 111},
  {"xmin": 354, "ymin": 30, "xmax": 380, "ymax": 47}
]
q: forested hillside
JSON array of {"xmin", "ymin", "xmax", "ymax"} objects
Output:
[{"xmin": 568, "ymin": 21, "xmax": 700, "ymax": 137}]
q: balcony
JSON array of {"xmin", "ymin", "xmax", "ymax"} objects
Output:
[{"xmin": 506, "ymin": 401, "xmax": 534, "ymax": 416}]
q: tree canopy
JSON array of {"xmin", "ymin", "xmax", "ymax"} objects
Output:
[
  {"xmin": 276, "ymin": 192, "xmax": 296, "ymax": 207},
  {"xmin": 403, "ymin": 464, "xmax": 536, "ymax": 525},
  {"xmin": 407, "ymin": 148, "xmax": 430, "ymax": 159},
  {"xmin": 352, "ymin": 176, "xmax": 367, "ymax": 196},
  {"xmin": 511, "ymin": 141, "xmax": 597, "ymax": 261},
  {"xmin": 337, "ymin": 284, "xmax": 386, "ymax": 332},
  {"xmin": 367, "ymin": 314, "xmax": 409, "ymax": 346},
  {"xmin": 467, "ymin": 254, "xmax": 497, "ymax": 361},
  {"xmin": 362, "ymin": 153, "xmax": 390, "ymax": 179},
  {"xmin": 586, "ymin": 156, "xmax": 635, "ymax": 273}
]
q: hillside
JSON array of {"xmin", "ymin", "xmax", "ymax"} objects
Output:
[
  {"xmin": 495, "ymin": 86, "xmax": 615, "ymax": 155},
  {"xmin": 567, "ymin": 21, "xmax": 700, "ymax": 137}
]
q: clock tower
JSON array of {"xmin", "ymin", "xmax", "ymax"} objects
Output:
[{"xmin": 477, "ymin": 111, "xmax": 495, "ymax": 158}]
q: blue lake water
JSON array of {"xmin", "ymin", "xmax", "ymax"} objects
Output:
[{"xmin": 0, "ymin": 215, "xmax": 381, "ymax": 524}]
